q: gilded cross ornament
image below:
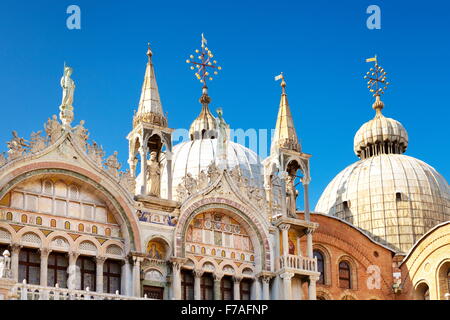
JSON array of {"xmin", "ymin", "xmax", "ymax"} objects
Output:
[
  {"xmin": 364, "ymin": 55, "xmax": 390, "ymax": 97},
  {"xmin": 186, "ymin": 33, "xmax": 222, "ymax": 87}
]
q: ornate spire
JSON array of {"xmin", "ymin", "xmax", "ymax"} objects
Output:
[
  {"xmin": 186, "ymin": 34, "xmax": 222, "ymax": 140},
  {"xmin": 133, "ymin": 43, "xmax": 167, "ymax": 128},
  {"xmin": 271, "ymin": 73, "xmax": 300, "ymax": 153}
]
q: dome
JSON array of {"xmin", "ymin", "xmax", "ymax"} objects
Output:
[
  {"xmin": 315, "ymin": 154, "xmax": 450, "ymax": 252},
  {"xmin": 354, "ymin": 98, "xmax": 408, "ymax": 159},
  {"xmin": 160, "ymin": 138, "xmax": 264, "ymax": 199}
]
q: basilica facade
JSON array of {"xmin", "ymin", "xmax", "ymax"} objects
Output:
[{"xmin": 0, "ymin": 43, "xmax": 448, "ymax": 301}]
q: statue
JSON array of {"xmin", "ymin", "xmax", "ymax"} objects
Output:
[
  {"xmin": 119, "ymin": 169, "xmax": 136, "ymax": 194},
  {"xmin": 184, "ymin": 173, "xmax": 198, "ymax": 195},
  {"xmin": 87, "ymin": 141, "xmax": 105, "ymax": 167},
  {"xmin": 0, "ymin": 250, "xmax": 11, "ymax": 278},
  {"xmin": 176, "ymin": 182, "xmax": 188, "ymax": 202},
  {"xmin": 105, "ymin": 151, "xmax": 121, "ymax": 178},
  {"xmin": 30, "ymin": 131, "xmax": 47, "ymax": 153},
  {"xmin": 285, "ymin": 174, "xmax": 298, "ymax": 218},
  {"xmin": 59, "ymin": 65, "xmax": 75, "ymax": 128},
  {"xmin": 73, "ymin": 120, "xmax": 89, "ymax": 146},
  {"xmin": 207, "ymin": 162, "xmax": 220, "ymax": 183},
  {"xmin": 216, "ymin": 108, "xmax": 229, "ymax": 169},
  {"xmin": 44, "ymin": 115, "xmax": 62, "ymax": 144},
  {"xmin": 198, "ymin": 170, "xmax": 208, "ymax": 189},
  {"xmin": 7, "ymin": 131, "xmax": 29, "ymax": 160},
  {"xmin": 146, "ymin": 151, "xmax": 161, "ymax": 197}
]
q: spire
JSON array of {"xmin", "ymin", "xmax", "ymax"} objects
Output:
[
  {"xmin": 272, "ymin": 73, "xmax": 300, "ymax": 153},
  {"xmin": 364, "ymin": 55, "xmax": 390, "ymax": 117},
  {"xmin": 186, "ymin": 34, "xmax": 222, "ymax": 140},
  {"xmin": 133, "ymin": 43, "xmax": 167, "ymax": 128}
]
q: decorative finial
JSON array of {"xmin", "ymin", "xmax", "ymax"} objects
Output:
[
  {"xmin": 275, "ymin": 73, "xmax": 286, "ymax": 94},
  {"xmin": 186, "ymin": 33, "xmax": 222, "ymax": 91},
  {"xmin": 147, "ymin": 42, "xmax": 153, "ymax": 58},
  {"xmin": 364, "ymin": 55, "xmax": 390, "ymax": 113}
]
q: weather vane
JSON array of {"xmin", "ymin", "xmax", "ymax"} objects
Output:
[
  {"xmin": 364, "ymin": 55, "xmax": 390, "ymax": 98},
  {"xmin": 186, "ymin": 33, "xmax": 222, "ymax": 88}
]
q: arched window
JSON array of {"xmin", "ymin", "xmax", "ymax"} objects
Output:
[
  {"xmin": 6, "ymin": 212, "xmax": 13, "ymax": 221},
  {"xmin": 64, "ymin": 221, "xmax": 70, "ymax": 230},
  {"xmin": 36, "ymin": 217, "xmax": 42, "ymax": 225},
  {"xmin": 21, "ymin": 214, "xmax": 27, "ymax": 223},
  {"xmin": 92, "ymin": 225, "xmax": 98, "ymax": 234},
  {"xmin": 221, "ymin": 276, "xmax": 234, "ymax": 300},
  {"xmin": 181, "ymin": 270, "xmax": 194, "ymax": 300},
  {"xmin": 50, "ymin": 219, "xmax": 57, "ymax": 228},
  {"xmin": 201, "ymin": 273, "xmax": 214, "ymax": 300},
  {"xmin": 339, "ymin": 261, "xmax": 351, "ymax": 289},
  {"xmin": 314, "ymin": 250, "xmax": 325, "ymax": 285}
]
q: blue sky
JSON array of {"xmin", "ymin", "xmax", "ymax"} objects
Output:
[{"xmin": 0, "ymin": 0, "xmax": 449, "ymax": 207}]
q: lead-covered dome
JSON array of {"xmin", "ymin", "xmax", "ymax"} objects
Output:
[
  {"xmin": 160, "ymin": 138, "xmax": 264, "ymax": 199},
  {"xmin": 315, "ymin": 76, "xmax": 450, "ymax": 252},
  {"xmin": 315, "ymin": 154, "xmax": 450, "ymax": 252}
]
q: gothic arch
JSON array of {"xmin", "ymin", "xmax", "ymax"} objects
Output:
[{"xmin": 174, "ymin": 198, "xmax": 272, "ymax": 271}]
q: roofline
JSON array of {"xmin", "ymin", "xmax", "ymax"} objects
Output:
[
  {"xmin": 306, "ymin": 211, "xmax": 398, "ymax": 254},
  {"xmin": 399, "ymin": 220, "xmax": 450, "ymax": 267}
]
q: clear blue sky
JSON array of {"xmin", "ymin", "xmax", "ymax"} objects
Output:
[{"xmin": 0, "ymin": 0, "xmax": 449, "ymax": 207}]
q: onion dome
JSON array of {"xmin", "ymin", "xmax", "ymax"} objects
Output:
[
  {"xmin": 189, "ymin": 86, "xmax": 218, "ymax": 140},
  {"xmin": 354, "ymin": 96, "xmax": 408, "ymax": 159}
]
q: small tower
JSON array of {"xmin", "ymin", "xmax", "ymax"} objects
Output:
[
  {"xmin": 264, "ymin": 74, "xmax": 312, "ymax": 220},
  {"xmin": 127, "ymin": 44, "xmax": 174, "ymax": 199}
]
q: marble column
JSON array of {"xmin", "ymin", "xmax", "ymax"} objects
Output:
[
  {"xmin": 193, "ymin": 269, "xmax": 203, "ymax": 300},
  {"xmin": 280, "ymin": 224, "xmax": 290, "ymax": 258},
  {"xmin": 253, "ymin": 278, "xmax": 262, "ymax": 300},
  {"xmin": 39, "ymin": 248, "xmax": 51, "ymax": 287},
  {"xmin": 171, "ymin": 261, "xmax": 182, "ymax": 300},
  {"xmin": 302, "ymin": 179, "xmax": 311, "ymax": 221},
  {"xmin": 121, "ymin": 259, "xmax": 130, "ymax": 296},
  {"xmin": 213, "ymin": 273, "xmax": 223, "ymax": 300},
  {"xmin": 233, "ymin": 276, "xmax": 242, "ymax": 300},
  {"xmin": 96, "ymin": 257, "xmax": 106, "ymax": 293},
  {"xmin": 139, "ymin": 146, "xmax": 147, "ymax": 195},
  {"xmin": 262, "ymin": 276, "xmax": 271, "ymax": 300},
  {"xmin": 306, "ymin": 229, "xmax": 313, "ymax": 258},
  {"xmin": 10, "ymin": 244, "xmax": 21, "ymax": 282},
  {"xmin": 280, "ymin": 272, "xmax": 294, "ymax": 300},
  {"xmin": 67, "ymin": 251, "xmax": 79, "ymax": 290},
  {"xmin": 308, "ymin": 276, "xmax": 318, "ymax": 300},
  {"xmin": 132, "ymin": 256, "xmax": 142, "ymax": 297}
]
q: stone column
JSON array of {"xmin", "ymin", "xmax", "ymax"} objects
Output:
[
  {"xmin": 262, "ymin": 276, "xmax": 271, "ymax": 300},
  {"xmin": 132, "ymin": 256, "xmax": 142, "ymax": 297},
  {"xmin": 171, "ymin": 261, "xmax": 182, "ymax": 300},
  {"xmin": 306, "ymin": 229, "xmax": 314, "ymax": 258},
  {"xmin": 67, "ymin": 251, "xmax": 79, "ymax": 290},
  {"xmin": 233, "ymin": 276, "xmax": 242, "ymax": 300},
  {"xmin": 213, "ymin": 273, "xmax": 223, "ymax": 300},
  {"xmin": 280, "ymin": 224, "xmax": 290, "ymax": 257},
  {"xmin": 308, "ymin": 275, "xmax": 318, "ymax": 300},
  {"xmin": 96, "ymin": 257, "xmax": 106, "ymax": 293},
  {"xmin": 193, "ymin": 269, "xmax": 203, "ymax": 300},
  {"xmin": 253, "ymin": 278, "xmax": 261, "ymax": 300},
  {"xmin": 139, "ymin": 146, "xmax": 147, "ymax": 195},
  {"xmin": 39, "ymin": 248, "xmax": 51, "ymax": 287},
  {"xmin": 121, "ymin": 258, "xmax": 130, "ymax": 296},
  {"xmin": 10, "ymin": 244, "xmax": 21, "ymax": 282},
  {"xmin": 280, "ymin": 272, "xmax": 294, "ymax": 300},
  {"xmin": 166, "ymin": 150, "xmax": 173, "ymax": 200},
  {"xmin": 302, "ymin": 178, "xmax": 311, "ymax": 221}
]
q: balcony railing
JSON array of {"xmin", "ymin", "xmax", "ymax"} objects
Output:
[
  {"xmin": 279, "ymin": 254, "xmax": 317, "ymax": 273},
  {"xmin": 10, "ymin": 280, "xmax": 152, "ymax": 300}
]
